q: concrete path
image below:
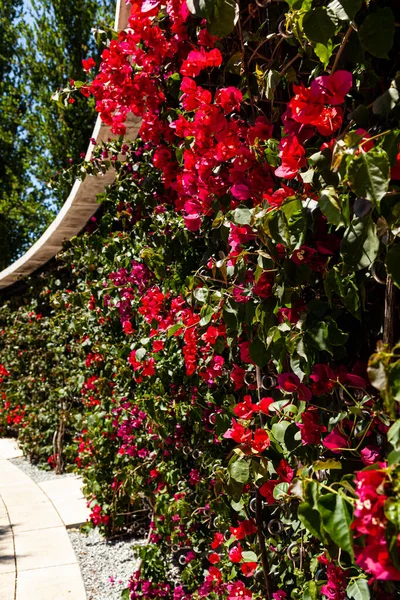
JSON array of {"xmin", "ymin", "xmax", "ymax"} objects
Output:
[{"xmin": 0, "ymin": 439, "xmax": 89, "ymax": 599}]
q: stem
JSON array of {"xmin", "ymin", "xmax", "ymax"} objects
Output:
[
  {"xmin": 383, "ymin": 275, "xmax": 396, "ymax": 348},
  {"xmin": 331, "ymin": 25, "xmax": 353, "ymax": 73},
  {"xmin": 279, "ymin": 52, "xmax": 301, "ymax": 76},
  {"xmin": 238, "ymin": 4, "xmax": 256, "ymax": 119},
  {"xmin": 256, "ymin": 489, "xmax": 273, "ymax": 599}
]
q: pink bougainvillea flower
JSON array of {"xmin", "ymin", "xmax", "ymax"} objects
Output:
[
  {"xmin": 356, "ymin": 541, "xmax": 400, "ymax": 581},
  {"xmin": 226, "ymin": 581, "xmax": 253, "ymax": 600},
  {"xmin": 272, "ymin": 593, "xmax": 287, "ymax": 600},
  {"xmin": 278, "ymin": 372, "xmax": 312, "ymax": 401},
  {"xmin": 361, "ymin": 445, "xmax": 381, "ymax": 465},
  {"xmin": 310, "ymin": 70, "xmax": 352, "ymax": 105},
  {"xmin": 319, "ymin": 558, "xmax": 347, "ymax": 600},
  {"xmin": 322, "ymin": 427, "xmax": 350, "ymax": 453}
]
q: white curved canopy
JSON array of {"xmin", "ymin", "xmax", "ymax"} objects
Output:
[{"xmin": 0, "ymin": 0, "xmax": 140, "ymax": 289}]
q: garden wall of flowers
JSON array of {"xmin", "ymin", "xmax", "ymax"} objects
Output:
[{"xmin": 1, "ymin": 0, "xmax": 400, "ymax": 598}]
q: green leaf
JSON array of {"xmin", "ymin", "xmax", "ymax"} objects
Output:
[
  {"xmin": 359, "ymin": 7, "xmax": 395, "ymax": 59},
  {"xmin": 385, "ymin": 499, "xmax": 400, "ymax": 528},
  {"xmin": 298, "ymin": 501, "xmax": 323, "ymax": 540},
  {"xmin": 194, "ymin": 287, "xmax": 208, "ymax": 303},
  {"xmin": 207, "ymin": 0, "xmax": 238, "ymax": 37},
  {"xmin": 319, "ymin": 187, "xmax": 343, "ymax": 226},
  {"xmin": 186, "ymin": 0, "xmax": 214, "ymax": 18},
  {"xmin": 229, "ymin": 459, "xmax": 250, "ymax": 484},
  {"xmin": 265, "ymin": 70, "xmax": 281, "ymax": 100},
  {"xmin": 347, "ymin": 579, "xmax": 370, "ymax": 600},
  {"xmin": 314, "ymin": 41, "xmax": 333, "ymax": 69},
  {"xmin": 317, "ymin": 493, "xmax": 354, "ymax": 557},
  {"xmin": 241, "ymin": 550, "xmax": 258, "ymax": 562},
  {"xmin": 302, "ymin": 581, "xmax": 318, "ymax": 600},
  {"xmin": 232, "ymin": 207, "xmax": 251, "ymax": 225},
  {"xmin": 327, "ymin": 0, "xmax": 361, "ymax": 21},
  {"xmin": 386, "ymin": 245, "xmax": 400, "ymax": 289},
  {"xmin": 273, "ymin": 482, "xmax": 289, "ymax": 499},
  {"xmin": 313, "ymin": 459, "xmax": 342, "ymax": 471},
  {"xmin": 347, "ymin": 148, "xmax": 390, "ymax": 210},
  {"xmin": 200, "ymin": 305, "xmax": 214, "ymax": 326},
  {"xmin": 249, "ymin": 337, "xmax": 268, "ymax": 368},
  {"xmin": 340, "ymin": 215, "xmax": 379, "ymax": 271},
  {"xmin": 303, "ymin": 8, "xmax": 336, "ymax": 45},
  {"xmin": 388, "ymin": 420, "xmax": 400, "ymax": 448}
]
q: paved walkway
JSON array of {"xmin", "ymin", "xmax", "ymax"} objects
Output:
[{"xmin": 0, "ymin": 439, "xmax": 89, "ymax": 599}]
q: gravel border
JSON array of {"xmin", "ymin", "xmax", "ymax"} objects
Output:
[
  {"xmin": 9, "ymin": 456, "xmax": 76, "ymax": 484},
  {"xmin": 68, "ymin": 528, "xmax": 146, "ymax": 600}
]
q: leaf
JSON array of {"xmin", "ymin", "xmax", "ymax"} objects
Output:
[
  {"xmin": 313, "ymin": 459, "xmax": 342, "ymax": 471},
  {"xmin": 388, "ymin": 420, "xmax": 400, "ymax": 448},
  {"xmin": 207, "ymin": 0, "xmax": 239, "ymax": 37},
  {"xmin": 186, "ymin": 0, "xmax": 214, "ymax": 17},
  {"xmin": 347, "ymin": 148, "xmax": 390, "ymax": 210},
  {"xmin": 298, "ymin": 501, "xmax": 323, "ymax": 540},
  {"xmin": 317, "ymin": 493, "xmax": 354, "ymax": 557},
  {"xmin": 347, "ymin": 579, "xmax": 371, "ymax": 600},
  {"xmin": 303, "ymin": 581, "xmax": 318, "ymax": 600},
  {"xmin": 384, "ymin": 499, "xmax": 400, "ymax": 528},
  {"xmin": 303, "ymin": 8, "xmax": 336, "ymax": 45},
  {"xmin": 232, "ymin": 207, "xmax": 251, "ymax": 225},
  {"xmin": 319, "ymin": 187, "xmax": 343, "ymax": 226},
  {"xmin": 314, "ymin": 41, "xmax": 333, "ymax": 69},
  {"xmin": 359, "ymin": 7, "xmax": 395, "ymax": 59},
  {"xmin": 249, "ymin": 337, "xmax": 268, "ymax": 368},
  {"xmin": 194, "ymin": 287, "xmax": 208, "ymax": 303},
  {"xmin": 265, "ymin": 70, "xmax": 281, "ymax": 100},
  {"xmin": 386, "ymin": 245, "xmax": 400, "ymax": 289},
  {"xmin": 229, "ymin": 458, "xmax": 249, "ymax": 483},
  {"xmin": 340, "ymin": 215, "xmax": 379, "ymax": 271},
  {"xmin": 241, "ymin": 550, "xmax": 258, "ymax": 562},
  {"xmin": 273, "ymin": 481, "xmax": 289, "ymax": 499},
  {"xmin": 327, "ymin": 0, "xmax": 361, "ymax": 21},
  {"xmin": 200, "ymin": 305, "xmax": 214, "ymax": 326}
]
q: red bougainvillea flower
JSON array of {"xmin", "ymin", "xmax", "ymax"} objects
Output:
[
  {"xmin": 318, "ymin": 555, "xmax": 347, "ymax": 600},
  {"xmin": 241, "ymin": 562, "xmax": 258, "ymax": 577},
  {"xmin": 208, "ymin": 552, "xmax": 220, "ymax": 564},
  {"xmin": 322, "ymin": 427, "xmax": 350, "ymax": 453},
  {"xmin": 211, "ymin": 532, "xmax": 224, "ymax": 549},
  {"xmin": 259, "ymin": 479, "xmax": 279, "ymax": 504},
  {"xmin": 223, "ymin": 419, "xmax": 252, "ymax": 444},
  {"xmin": 291, "ymin": 245, "xmax": 327, "ymax": 272},
  {"xmin": 230, "ymin": 519, "xmax": 257, "ymax": 540},
  {"xmin": 278, "ymin": 372, "xmax": 312, "ymax": 401},
  {"xmin": 215, "ymin": 87, "xmax": 243, "ymax": 114},
  {"xmin": 180, "ymin": 47, "xmax": 222, "ymax": 77},
  {"xmin": 309, "ymin": 364, "xmax": 337, "ymax": 396},
  {"xmin": 228, "ymin": 544, "xmax": 243, "ymax": 563},
  {"xmin": 297, "ymin": 408, "xmax": 327, "ymax": 445},
  {"xmin": 82, "ymin": 57, "xmax": 96, "ymax": 72},
  {"xmin": 276, "ymin": 459, "xmax": 294, "ymax": 483},
  {"xmin": 226, "ymin": 581, "xmax": 253, "ymax": 600},
  {"xmin": 258, "ymin": 396, "xmax": 274, "ymax": 414},
  {"xmin": 250, "ymin": 428, "xmax": 270, "ymax": 453},
  {"xmin": 275, "ymin": 135, "xmax": 306, "ymax": 179},
  {"xmin": 233, "ymin": 395, "xmax": 259, "ymax": 419}
]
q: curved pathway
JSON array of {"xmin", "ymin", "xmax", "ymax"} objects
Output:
[{"xmin": 0, "ymin": 439, "xmax": 89, "ymax": 599}]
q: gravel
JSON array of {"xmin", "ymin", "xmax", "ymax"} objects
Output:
[
  {"xmin": 10, "ymin": 454, "xmax": 147, "ymax": 599},
  {"xmin": 9, "ymin": 456, "xmax": 76, "ymax": 484},
  {"xmin": 68, "ymin": 528, "xmax": 146, "ymax": 600}
]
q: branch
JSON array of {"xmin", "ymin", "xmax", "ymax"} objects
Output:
[{"xmin": 331, "ymin": 25, "xmax": 353, "ymax": 74}]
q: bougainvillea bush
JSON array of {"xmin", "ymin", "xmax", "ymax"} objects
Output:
[{"xmin": 2, "ymin": 0, "xmax": 400, "ymax": 598}]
